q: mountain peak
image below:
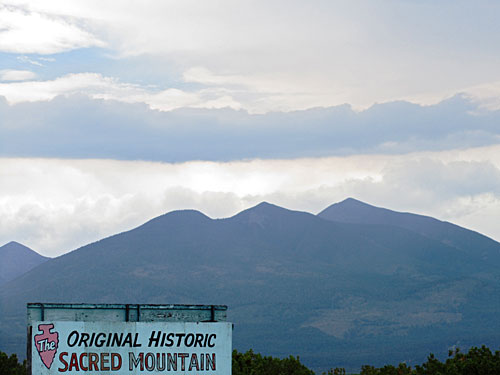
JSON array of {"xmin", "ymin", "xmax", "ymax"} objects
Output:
[
  {"xmin": 318, "ymin": 198, "xmax": 500, "ymax": 258},
  {"xmin": 232, "ymin": 202, "xmax": 310, "ymax": 227},
  {"xmin": 318, "ymin": 197, "xmax": 379, "ymax": 220},
  {"xmin": 137, "ymin": 209, "xmax": 211, "ymax": 231},
  {"xmin": 0, "ymin": 241, "xmax": 48, "ymax": 285},
  {"xmin": 235, "ymin": 201, "xmax": 292, "ymax": 217},
  {"xmin": 1, "ymin": 241, "xmax": 37, "ymax": 253},
  {"xmin": 338, "ymin": 197, "xmax": 371, "ymax": 206},
  {"xmin": 249, "ymin": 201, "xmax": 281, "ymax": 211}
]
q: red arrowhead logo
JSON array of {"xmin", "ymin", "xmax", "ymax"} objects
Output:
[{"xmin": 34, "ymin": 324, "xmax": 59, "ymax": 369}]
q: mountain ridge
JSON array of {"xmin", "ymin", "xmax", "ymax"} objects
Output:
[{"xmin": 318, "ymin": 197, "xmax": 500, "ymax": 260}]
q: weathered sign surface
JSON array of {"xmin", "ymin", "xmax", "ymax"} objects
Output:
[{"xmin": 27, "ymin": 304, "xmax": 231, "ymax": 375}]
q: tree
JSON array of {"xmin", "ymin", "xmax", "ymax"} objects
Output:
[
  {"xmin": 0, "ymin": 352, "xmax": 26, "ymax": 375},
  {"xmin": 232, "ymin": 349, "xmax": 315, "ymax": 375}
]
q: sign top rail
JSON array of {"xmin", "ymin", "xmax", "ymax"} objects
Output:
[
  {"xmin": 27, "ymin": 303, "xmax": 227, "ymax": 310},
  {"xmin": 27, "ymin": 303, "xmax": 228, "ymax": 323}
]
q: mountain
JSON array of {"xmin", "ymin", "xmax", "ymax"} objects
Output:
[
  {"xmin": 1, "ymin": 202, "xmax": 500, "ymax": 372},
  {"xmin": 0, "ymin": 241, "xmax": 49, "ymax": 285},
  {"xmin": 318, "ymin": 198, "xmax": 500, "ymax": 262}
]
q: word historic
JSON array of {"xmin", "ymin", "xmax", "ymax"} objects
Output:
[{"xmin": 65, "ymin": 330, "xmax": 217, "ymax": 348}]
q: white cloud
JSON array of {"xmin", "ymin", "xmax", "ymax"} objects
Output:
[
  {"xmin": 0, "ymin": 69, "xmax": 36, "ymax": 81},
  {"xmin": 462, "ymin": 80, "xmax": 500, "ymax": 111},
  {"xmin": 2, "ymin": 1, "xmax": 500, "ymax": 111},
  {"xmin": 0, "ymin": 73, "xmax": 242, "ymax": 110},
  {"xmin": 2, "ymin": 145, "xmax": 500, "ymax": 256},
  {"xmin": 17, "ymin": 55, "xmax": 44, "ymax": 66},
  {"xmin": 0, "ymin": 4, "xmax": 104, "ymax": 54}
]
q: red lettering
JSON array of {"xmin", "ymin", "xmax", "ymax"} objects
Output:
[
  {"xmin": 58, "ymin": 352, "xmax": 68, "ymax": 372},
  {"xmin": 88, "ymin": 352, "xmax": 99, "ymax": 371},
  {"xmin": 68, "ymin": 353, "xmax": 79, "ymax": 371},
  {"xmin": 189, "ymin": 353, "xmax": 200, "ymax": 371},
  {"xmin": 79, "ymin": 353, "xmax": 88, "ymax": 371},
  {"xmin": 111, "ymin": 353, "xmax": 122, "ymax": 370},
  {"xmin": 101, "ymin": 353, "xmax": 110, "ymax": 371},
  {"xmin": 178, "ymin": 353, "xmax": 188, "ymax": 371}
]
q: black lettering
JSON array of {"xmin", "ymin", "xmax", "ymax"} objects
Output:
[
  {"xmin": 175, "ymin": 333, "xmax": 185, "ymax": 347},
  {"xmin": 78, "ymin": 333, "xmax": 90, "ymax": 347},
  {"xmin": 133, "ymin": 333, "xmax": 142, "ymax": 347},
  {"xmin": 195, "ymin": 334, "xmax": 204, "ymax": 347},
  {"xmin": 95, "ymin": 333, "xmax": 106, "ymax": 347},
  {"xmin": 148, "ymin": 331, "xmax": 161, "ymax": 347},
  {"xmin": 165, "ymin": 333, "xmax": 174, "ymax": 347},
  {"xmin": 111, "ymin": 333, "xmax": 123, "ymax": 347},
  {"xmin": 208, "ymin": 333, "xmax": 216, "ymax": 347},
  {"xmin": 67, "ymin": 331, "xmax": 78, "ymax": 347},
  {"xmin": 185, "ymin": 333, "xmax": 194, "ymax": 347},
  {"xmin": 123, "ymin": 333, "xmax": 133, "ymax": 346}
]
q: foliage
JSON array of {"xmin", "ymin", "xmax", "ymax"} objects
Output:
[
  {"xmin": 323, "ymin": 367, "xmax": 347, "ymax": 375},
  {"xmin": 0, "ymin": 351, "xmax": 26, "ymax": 375},
  {"xmin": 358, "ymin": 346, "xmax": 500, "ymax": 375},
  {"xmin": 232, "ymin": 349, "xmax": 315, "ymax": 375},
  {"xmin": 2, "ymin": 346, "xmax": 499, "ymax": 375}
]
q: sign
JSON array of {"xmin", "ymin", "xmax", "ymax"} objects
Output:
[{"xmin": 31, "ymin": 321, "xmax": 232, "ymax": 375}]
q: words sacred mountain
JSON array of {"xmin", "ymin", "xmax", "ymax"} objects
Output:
[{"xmin": 31, "ymin": 321, "xmax": 232, "ymax": 375}]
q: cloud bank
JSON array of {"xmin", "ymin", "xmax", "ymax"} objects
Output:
[
  {"xmin": 2, "ymin": 147, "xmax": 500, "ymax": 256},
  {"xmin": 1, "ymin": 94, "xmax": 499, "ymax": 162}
]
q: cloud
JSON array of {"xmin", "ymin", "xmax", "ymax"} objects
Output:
[
  {"xmin": 2, "ymin": 146, "xmax": 500, "ymax": 256},
  {"xmin": 0, "ymin": 69, "xmax": 36, "ymax": 81},
  {"xmin": 16, "ymin": 55, "xmax": 44, "ymax": 67},
  {"xmin": 0, "ymin": 73, "xmax": 242, "ymax": 111},
  {"xmin": 1, "ymin": 94, "xmax": 500, "ymax": 162},
  {"xmin": 2, "ymin": 1, "xmax": 500, "ymax": 110},
  {"xmin": 0, "ymin": 4, "xmax": 104, "ymax": 54}
]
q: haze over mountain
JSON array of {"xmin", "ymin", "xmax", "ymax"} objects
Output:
[
  {"xmin": 0, "ymin": 241, "xmax": 48, "ymax": 285},
  {"xmin": 1, "ymin": 199, "xmax": 499, "ymax": 371}
]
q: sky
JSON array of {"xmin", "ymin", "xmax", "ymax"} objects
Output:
[{"xmin": 1, "ymin": 0, "xmax": 500, "ymax": 256}]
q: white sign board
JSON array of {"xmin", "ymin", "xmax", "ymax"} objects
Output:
[{"xmin": 31, "ymin": 321, "xmax": 232, "ymax": 375}]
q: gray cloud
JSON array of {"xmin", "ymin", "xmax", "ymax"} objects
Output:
[{"xmin": 1, "ymin": 94, "xmax": 500, "ymax": 162}]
